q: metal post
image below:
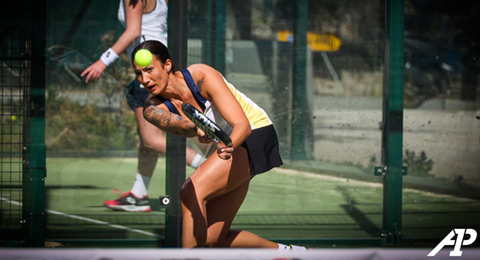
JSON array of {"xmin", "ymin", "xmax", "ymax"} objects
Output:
[
  {"xmin": 214, "ymin": 0, "xmax": 226, "ymax": 74},
  {"xmin": 26, "ymin": 0, "xmax": 47, "ymax": 247},
  {"xmin": 291, "ymin": 0, "xmax": 310, "ymax": 160},
  {"xmin": 205, "ymin": 0, "xmax": 212, "ymax": 66},
  {"xmin": 166, "ymin": 0, "xmax": 188, "ymax": 248},
  {"xmin": 204, "ymin": 0, "xmax": 225, "ymax": 73},
  {"xmin": 382, "ymin": 0, "xmax": 404, "ymax": 243}
]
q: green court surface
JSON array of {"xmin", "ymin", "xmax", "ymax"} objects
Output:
[{"xmin": 5, "ymin": 157, "xmax": 479, "ymax": 247}]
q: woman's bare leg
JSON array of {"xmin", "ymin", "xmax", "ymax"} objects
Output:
[
  {"xmin": 180, "ymin": 145, "xmax": 276, "ymax": 248},
  {"xmin": 135, "ymin": 107, "xmax": 163, "ymax": 178},
  {"xmin": 205, "ymin": 180, "xmax": 278, "ymax": 248}
]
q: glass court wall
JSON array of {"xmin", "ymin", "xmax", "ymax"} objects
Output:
[
  {"xmin": 400, "ymin": 1, "xmax": 480, "ymax": 240},
  {"xmin": 36, "ymin": 0, "xmax": 480, "ymax": 247}
]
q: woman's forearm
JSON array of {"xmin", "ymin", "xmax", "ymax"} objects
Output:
[{"xmin": 143, "ymin": 105, "xmax": 197, "ymax": 137}]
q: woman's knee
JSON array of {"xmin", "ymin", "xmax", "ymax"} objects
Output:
[
  {"xmin": 139, "ymin": 132, "xmax": 166, "ymax": 153},
  {"xmin": 179, "ymin": 180, "xmax": 192, "ymax": 202},
  {"xmin": 142, "ymin": 139, "xmax": 166, "ymax": 153},
  {"xmin": 180, "ymin": 179, "xmax": 201, "ymax": 205},
  {"xmin": 205, "ymin": 229, "xmax": 239, "ymax": 248}
]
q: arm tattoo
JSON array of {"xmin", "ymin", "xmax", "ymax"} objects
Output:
[{"xmin": 143, "ymin": 105, "xmax": 197, "ymax": 137}]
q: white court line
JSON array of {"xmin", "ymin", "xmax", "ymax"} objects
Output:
[{"xmin": 0, "ymin": 197, "xmax": 161, "ymax": 238}]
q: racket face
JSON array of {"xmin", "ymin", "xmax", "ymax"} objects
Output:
[
  {"xmin": 46, "ymin": 45, "xmax": 119, "ymax": 90},
  {"xmin": 181, "ymin": 103, "xmax": 232, "ymax": 146},
  {"xmin": 47, "ymin": 45, "xmax": 92, "ymax": 80}
]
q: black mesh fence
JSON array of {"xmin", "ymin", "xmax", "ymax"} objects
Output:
[{"xmin": 0, "ymin": 2, "xmax": 32, "ymax": 245}]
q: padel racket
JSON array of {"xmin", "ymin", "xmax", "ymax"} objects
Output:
[
  {"xmin": 47, "ymin": 45, "xmax": 92, "ymax": 84},
  {"xmin": 46, "ymin": 45, "xmax": 118, "ymax": 87},
  {"xmin": 181, "ymin": 103, "xmax": 232, "ymax": 146}
]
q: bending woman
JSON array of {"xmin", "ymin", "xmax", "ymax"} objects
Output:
[{"xmin": 134, "ymin": 40, "xmax": 305, "ymax": 249}]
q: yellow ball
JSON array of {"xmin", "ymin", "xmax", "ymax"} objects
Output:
[
  {"xmin": 11, "ymin": 115, "xmax": 16, "ymax": 121},
  {"xmin": 134, "ymin": 49, "xmax": 153, "ymax": 67}
]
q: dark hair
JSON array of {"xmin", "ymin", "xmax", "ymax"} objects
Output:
[{"xmin": 131, "ymin": 40, "xmax": 176, "ymax": 72}]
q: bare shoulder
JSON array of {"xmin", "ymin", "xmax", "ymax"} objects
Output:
[
  {"xmin": 186, "ymin": 65, "xmax": 223, "ymax": 96},
  {"xmin": 187, "ymin": 64, "xmax": 223, "ymax": 85},
  {"xmin": 187, "ymin": 64, "xmax": 221, "ymax": 78}
]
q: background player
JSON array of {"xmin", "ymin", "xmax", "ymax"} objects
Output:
[{"xmin": 81, "ymin": 0, "xmax": 205, "ymax": 212}]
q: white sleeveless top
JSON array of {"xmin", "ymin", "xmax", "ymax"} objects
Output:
[{"xmin": 118, "ymin": 0, "xmax": 168, "ymax": 57}]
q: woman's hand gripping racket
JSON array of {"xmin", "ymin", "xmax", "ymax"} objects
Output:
[{"xmin": 181, "ymin": 103, "xmax": 232, "ymax": 146}]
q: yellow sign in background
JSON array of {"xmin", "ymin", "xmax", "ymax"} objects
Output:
[{"xmin": 277, "ymin": 31, "xmax": 342, "ymax": 52}]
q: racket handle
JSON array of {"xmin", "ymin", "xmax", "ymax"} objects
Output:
[{"xmin": 182, "ymin": 103, "xmax": 232, "ymax": 146}]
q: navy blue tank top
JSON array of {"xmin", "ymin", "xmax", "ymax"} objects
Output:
[{"xmin": 156, "ymin": 69, "xmax": 206, "ymax": 114}]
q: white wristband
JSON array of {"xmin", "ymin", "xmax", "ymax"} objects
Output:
[{"xmin": 100, "ymin": 48, "xmax": 119, "ymax": 66}]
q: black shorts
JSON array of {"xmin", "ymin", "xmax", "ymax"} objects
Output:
[
  {"xmin": 241, "ymin": 124, "xmax": 283, "ymax": 176},
  {"xmin": 125, "ymin": 79, "xmax": 150, "ymax": 110}
]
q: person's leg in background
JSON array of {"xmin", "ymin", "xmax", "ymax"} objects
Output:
[{"xmin": 104, "ymin": 81, "xmax": 205, "ymax": 212}]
